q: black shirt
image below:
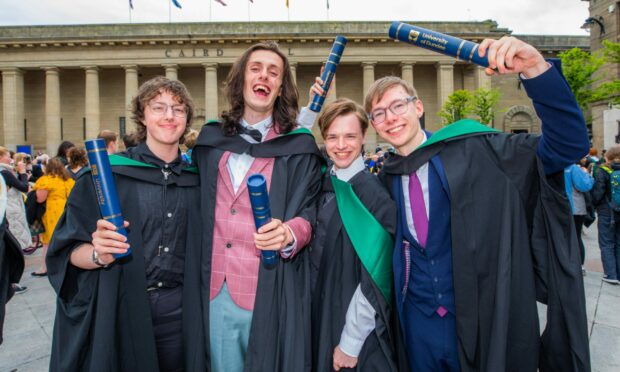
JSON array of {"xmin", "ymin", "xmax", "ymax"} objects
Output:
[
  {"xmin": 124, "ymin": 142, "xmax": 191, "ymax": 289},
  {"xmin": 1, "ymin": 169, "xmax": 29, "ymax": 193}
]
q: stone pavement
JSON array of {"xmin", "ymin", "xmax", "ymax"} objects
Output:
[{"xmin": 1, "ymin": 223, "xmax": 620, "ymax": 371}]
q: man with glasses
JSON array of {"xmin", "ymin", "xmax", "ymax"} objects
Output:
[
  {"xmin": 47, "ymin": 76, "xmax": 200, "ymax": 372},
  {"xmin": 366, "ymin": 37, "xmax": 590, "ymax": 371}
]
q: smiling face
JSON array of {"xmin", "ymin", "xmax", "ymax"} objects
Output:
[
  {"xmin": 370, "ymin": 85, "xmax": 425, "ymax": 156},
  {"xmin": 142, "ymin": 90, "xmax": 187, "ymax": 152},
  {"xmin": 242, "ymin": 49, "xmax": 284, "ymax": 124},
  {"xmin": 324, "ymin": 113, "xmax": 366, "ymax": 170}
]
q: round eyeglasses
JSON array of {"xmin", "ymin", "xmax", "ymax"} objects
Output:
[
  {"xmin": 368, "ymin": 96, "xmax": 417, "ymax": 124},
  {"xmin": 148, "ymin": 102, "xmax": 188, "ymax": 118}
]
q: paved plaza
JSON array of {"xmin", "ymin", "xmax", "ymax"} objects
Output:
[{"xmin": 1, "ymin": 223, "xmax": 620, "ymax": 371}]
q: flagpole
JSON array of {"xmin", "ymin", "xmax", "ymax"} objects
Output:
[
  {"xmin": 129, "ymin": 6, "xmax": 132, "ymax": 24},
  {"xmin": 209, "ymin": 0, "xmax": 212, "ymax": 22},
  {"xmin": 168, "ymin": 0, "xmax": 172, "ymax": 23},
  {"xmin": 248, "ymin": 0, "xmax": 251, "ymax": 22}
]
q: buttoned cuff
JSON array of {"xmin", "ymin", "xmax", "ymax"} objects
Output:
[{"xmin": 279, "ymin": 217, "xmax": 311, "ymax": 258}]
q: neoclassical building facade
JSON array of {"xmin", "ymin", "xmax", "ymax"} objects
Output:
[{"xmin": 0, "ymin": 21, "xmax": 588, "ymax": 152}]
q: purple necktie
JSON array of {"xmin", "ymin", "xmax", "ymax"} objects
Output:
[{"xmin": 408, "ymin": 172, "xmax": 428, "ymax": 248}]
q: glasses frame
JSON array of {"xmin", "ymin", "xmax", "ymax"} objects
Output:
[
  {"xmin": 147, "ymin": 102, "xmax": 188, "ymax": 118},
  {"xmin": 368, "ymin": 96, "xmax": 417, "ymax": 124}
]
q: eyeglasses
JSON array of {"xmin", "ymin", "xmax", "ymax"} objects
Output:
[
  {"xmin": 148, "ymin": 102, "xmax": 187, "ymax": 118},
  {"xmin": 368, "ymin": 96, "xmax": 417, "ymax": 124}
]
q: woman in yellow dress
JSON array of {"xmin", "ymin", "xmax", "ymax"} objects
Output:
[{"xmin": 31, "ymin": 157, "xmax": 75, "ymax": 276}]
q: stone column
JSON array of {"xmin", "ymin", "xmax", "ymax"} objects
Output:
[
  {"xmin": 163, "ymin": 64, "xmax": 178, "ymax": 80},
  {"xmin": 1, "ymin": 68, "xmax": 25, "ymax": 150},
  {"xmin": 362, "ymin": 62, "xmax": 377, "ymax": 146},
  {"xmin": 123, "ymin": 65, "xmax": 139, "ymax": 122},
  {"xmin": 84, "ymin": 66, "xmax": 100, "ymax": 139},
  {"xmin": 474, "ymin": 66, "xmax": 491, "ymax": 90},
  {"xmin": 203, "ymin": 63, "xmax": 219, "ymax": 121},
  {"xmin": 463, "ymin": 66, "xmax": 476, "ymax": 92},
  {"xmin": 436, "ymin": 61, "xmax": 455, "ymax": 112},
  {"xmin": 43, "ymin": 67, "xmax": 61, "ymax": 154},
  {"xmin": 401, "ymin": 62, "xmax": 415, "ymax": 88},
  {"xmin": 289, "ymin": 62, "xmax": 297, "ymax": 85}
]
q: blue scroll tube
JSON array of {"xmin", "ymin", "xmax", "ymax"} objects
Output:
[
  {"xmin": 247, "ymin": 174, "xmax": 278, "ymax": 266},
  {"xmin": 309, "ymin": 35, "xmax": 348, "ymax": 113},
  {"xmin": 85, "ymin": 139, "xmax": 131, "ymax": 258},
  {"xmin": 389, "ymin": 21, "xmax": 490, "ymax": 68}
]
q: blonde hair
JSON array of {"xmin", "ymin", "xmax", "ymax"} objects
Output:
[{"xmin": 364, "ymin": 76, "xmax": 418, "ymax": 113}]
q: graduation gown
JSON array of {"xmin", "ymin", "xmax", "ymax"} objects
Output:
[
  {"xmin": 382, "ymin": 120, "xmax": 590, "ymax": 372},
  {"xmin": 188, "ymin": 122, "xmax": 322, "ymax": 372},
  {"xmin": 0, "ymin": 220, "xmax": 24, "ymax": 346},
  {"xmin": 310, "ymin": 171, "xmax": 400, "ymax": 371},
  {"xmin": 46, "ymin": 153, "xmax": 201, "ymax": 372}
]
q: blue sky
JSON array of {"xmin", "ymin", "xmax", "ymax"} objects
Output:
[{"xmin": 0, "ymin": 0, "xmax": 591, "ymax": 36}]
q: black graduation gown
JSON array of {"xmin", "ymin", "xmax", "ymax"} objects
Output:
[
  {"xmin": 46, "ymin": 154, "xmax": 201, "ymax": 372},
  {"xmin": 310, "ymin": 171, "xmax": 400, "ymax": 372},
  {"xmin": 383, "ymin": 131, "xmax": 591, "ymax": 372},
  {"xmin": 187, "ymin": 122, "xmax": 322, "ymax": 372},
  {"xmin": 0, "ymin": 219, "xmax": 24, "ymax": 345}
]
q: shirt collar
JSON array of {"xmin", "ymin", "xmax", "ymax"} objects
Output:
[
  {"xmin": 240, "ymin": 116, "xmax": 273, "ymax": 143},
  {"xmin": 133, "ymin": 142, "xmax": 186, "ymax": 175},
  {"xmin": 332, "ymin": 155, "xmax": 365, "ymax": 182}
]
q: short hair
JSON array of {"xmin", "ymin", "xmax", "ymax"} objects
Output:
[
  {"xmin": 318, "ymin": 98, "xmax": 369, "ymax": 140},
  {"xmin": 184, "ymin": 129, "xmax": 199, "ymax": 150},
  {"xmin": 67, "ymin": 147, "xmax": 88, "ymax": 168},
  {"xmin": 0, "ymin": 147, "xmax": 9, "ymax": 159},
  {"xmin": 364, "ymin": 76, "xmax": 418, "ymax": 113},
  {"xmin": 97, "ymin": 130, "xmax": 118, "ymax": 147},
  {"xmin": 220, "ymin": 41, "xmax": 299, "ymax": 136},
  {"xmin": 605, "ymin": 146, "xmax": 620, "ymax": 163},
  {"xmin": 13, "ymin": 152, "xmax": 29, "ymax": 164},
  {"xmin": 131, "ymin": 76, "xmax": 195, "ymax": 144},
  {"xmin": 122, "ymin": 132, "xmax": 139, "ymax": 149},
  {"xmin": 45, "ymin": 157, "xmax": 72, "ymax": 181},
  {"xmin": 589, "ymin": 147, "xmax": 598, "ymax": 157}
]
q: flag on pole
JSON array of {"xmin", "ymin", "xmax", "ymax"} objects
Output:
[
  {"xmin": 249, "ymin": 0, "xmax": 254, "ymax": 3},
  {"xmin": 129, "ymin": 0, "xmax": 134, "ymax": 9},
  {"xmin": 326, "ymin": 0, "xmax": 329, "ymax": 9},
  {"xmin": 215, "ymin": 0, "xmax": 227, "ymax": 5},
  {"xmin": 286, "ymin": 0, "xmax": 289, "ymax": 8},
  {"xmin": 172, "ymin": 0, "xmax": 182, "ymax": 9}
]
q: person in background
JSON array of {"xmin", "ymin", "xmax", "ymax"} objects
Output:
[
  {"xmin": 564, "ymin": 160, "xmax": 594, "ymax": 274},
  {"xmin": 97, "ymin": 130, "xmax": 119, "ymax": 154},
  {"xmin": 592, "ymin": 145, "xmax": 620, "ymax": 285},
  {"xmin": 55, "ymin": 141, "xmax": 74, "ymax": 166},
  {"xmin": 122, "ymin": 131, "xmax": 140, "ymax": 149},
  {"xmin": 0, "ymin": 148, "xmax": 32, "ymax": 253},
  {"xmin": 182, "ymin": 128, "xmax": 199, "ymax": 164},
  {"xmin": 32, "ymin": 158, "xmax": 75, "ymax": 276},
  {"xmin": 65, "ymin": 147, "xmax": 88, "ymax": 180}
]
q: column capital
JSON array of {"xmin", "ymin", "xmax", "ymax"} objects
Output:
[
  {"xmin": 162, "ymin": 63, "xmax": 179, "ymax": 69},
  {"xmin": 289, "ymin": 62, "xmax": 298, "ymax": 68},
  {"xmin": 435, "ymin": 60, "xmax": 455, "ymax": 68},
  {"xmin": 121, "ymin": 64, "xmax": 139, "ymax": 71},
  {"xmin": 202, "ymin": 62, "xmax": 218, "ymax": 69},
  {"xmin": 400, "ymin": 61, "xmax": 416, "ymax": 68},
  {"xmin": 1, "ymin": 67, "xmax": 23, "ymax": 75},
  {"xmin": 361, "ymin": 62, "xmax": 376, "ymax": 69},
  {"xmin": 82, "ymin": 66, "xmax": 99, "ymax": 72},
  {"xmin": 41, "ymin": 66, "xmax": 60, "ymax": 73}
]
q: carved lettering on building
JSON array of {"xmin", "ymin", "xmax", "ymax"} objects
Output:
[{"xmin": 164, "ymin": 49, "xmax": 224, "ymax": 58}]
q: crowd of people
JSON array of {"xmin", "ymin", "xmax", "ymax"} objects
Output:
[{"xmin": 0, "ymin": 33, "xmax": 608, "ymax": 372}]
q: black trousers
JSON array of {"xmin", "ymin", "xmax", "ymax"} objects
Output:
[
  {"xmin": 149, "ymin": 286, "xmax": 183, "ymax": 372},
  {"xmin": 574, "ymin": 214, "xmax": 586, "ymax": 265}
]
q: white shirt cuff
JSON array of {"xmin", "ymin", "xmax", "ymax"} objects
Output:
[
  {"xmin": 338, "ymin": 285, "xmax": 376, "ymax": 357},
  {"xmin": 297, "ymin": 106, "xmax": 318, "ymax": 131},
  {"xmin": 280, "ymin": 224, "xmax": 297, "ymax": 258}
]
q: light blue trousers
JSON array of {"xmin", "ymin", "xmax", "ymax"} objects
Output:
[{"xmin": 209, "ymin": 282, "xmax": 253, "ymax": 372}]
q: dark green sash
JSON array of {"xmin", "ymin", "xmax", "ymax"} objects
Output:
[
  {"xmin": 108, "ymin": 154, "xmax": 198, "ymax": 174},
  {"xmin": 418, "ymin": 119, "xmax": 499, "ymax": 151},
  {"xmin": 331, "ymin": 176, "xmax": 394, "ymax": 303}
]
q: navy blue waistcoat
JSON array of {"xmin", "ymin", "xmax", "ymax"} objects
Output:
[{"xmin": 392, "ymin": 155, "xmax": 455, "ymax": 318}]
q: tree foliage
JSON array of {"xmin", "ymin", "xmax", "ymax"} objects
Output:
[
  {"xmin": 471, "ymin": 88, "xmax": 501, "ymax": 126},
  {"xmin": 439, "ymin": 90, "xmax": 473, "ymax": 125}
]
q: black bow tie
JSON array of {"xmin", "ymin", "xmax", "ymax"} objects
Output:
[{"xmin": 238, "ymin": 125, "xmax": 263, "ymax": 143}]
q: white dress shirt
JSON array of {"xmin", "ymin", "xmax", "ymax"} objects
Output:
[{"xmin": 332, "ymin": 156, "xmax": 378, "ymax": 358}]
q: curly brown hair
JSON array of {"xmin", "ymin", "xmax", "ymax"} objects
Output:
[
  {"xmin": 131, "ymin": 76, "xmax": 195, "ymax": 144},
  {"xmin": 220, "ymin": 41, "xmax": 299, "ymax": 136},
  {"xmin": 67, "ymin": 147, "xmax": 88, "ymax": 169},
  {"xmin": 45, "ymin": 157, "xmax": 71, "ymax": 181}
]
